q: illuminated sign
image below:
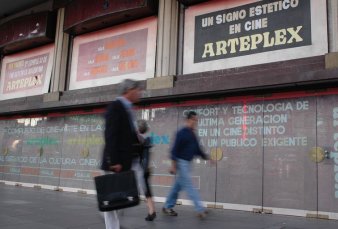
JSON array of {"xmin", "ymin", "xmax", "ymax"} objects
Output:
[
  {"xmin": 184, "ymin": 0, "xmax": 327, "ymax": 74},
  {"xmin": 0, "ymin": 44, "xmax": 54, "ymax": 100},
  {"xmin": 194, "ymin": 0, "xmax": 311, "ymax": 63},
  {"xmin": 69, "ymin": 17, "xmax": 157, "ymax": 90}
]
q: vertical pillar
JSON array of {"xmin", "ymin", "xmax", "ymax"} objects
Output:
[
  {"xmin": 155, "ymin": 0, "xmax": 179, "ymax": 77},
  {"xmin": 325, "ymin": 0, "xmax": 338, "ymax": 69},
  {"xmin": 328, "ymin": 0, "xmax": 338, "ymax": 52},
  {"xmin": 50, "ymin": 8, "xmax": 69, "ymax": 92},
  {"xmin": 177, "ymin": 2, "xmax": 185, "ymax": 75}
]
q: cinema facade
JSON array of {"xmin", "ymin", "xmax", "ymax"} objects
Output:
[{"xmin": 0, "ymin": 0, "xmax": 338, "ymax": 219}]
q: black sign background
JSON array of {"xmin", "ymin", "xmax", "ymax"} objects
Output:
[{"xmin": 194, "ymin": 0, "xmax": 312, "ymax": 63}]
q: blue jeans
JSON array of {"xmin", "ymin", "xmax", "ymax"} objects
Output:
[{"xmin": 164, "ymin": 159, "xmax": 205, "ymax": 213}]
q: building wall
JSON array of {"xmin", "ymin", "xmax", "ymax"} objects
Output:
[{"xmin": 0, "ymin": 0, "xmax": 338, "ymax": 219}]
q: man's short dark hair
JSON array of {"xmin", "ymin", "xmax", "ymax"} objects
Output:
[
  {"xmin": 119, "ymin": 79, "xmax": 140, "ymax": 95},
  {"xmin": 186, "ymin": 111, "xmax": 197, "ymax": 120}
]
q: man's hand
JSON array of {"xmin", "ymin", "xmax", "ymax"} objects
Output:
[
  {"xmin": 109, "ymin": 164, "xmax": 122, "ymax": 172},
  {"xmin": 169, "ymin": 161, "xmax": 177, "ymax": 175}
]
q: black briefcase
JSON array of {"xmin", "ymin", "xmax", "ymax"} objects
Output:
[{"xmin": 94, "ymin": 170, "xmax": 140, "ymax": 211}]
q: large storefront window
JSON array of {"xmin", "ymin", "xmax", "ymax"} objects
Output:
[
  {"xmin": 262, "ymin": 97, "xmax": 317, "ymax": 213},
  {"xmin": 317, "ymin": 95, "xmax": 338, "ymax": 215},
  {"xmin": 215, "ymin": 100, "xmax": 264, "ymax": 209},
  {"xmin": 1, "ymin": 91, "xmax": 338, "ymax": 218}
]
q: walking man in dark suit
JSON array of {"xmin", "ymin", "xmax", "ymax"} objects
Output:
[{"xmin": 100, "ymin": 79, "xmax": 142, "ymax": 229}]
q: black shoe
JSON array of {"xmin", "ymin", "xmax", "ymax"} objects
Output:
[
  {"xmin": 197, "ymin": 212, "xmax": 207, "ymax": 219},
  {"xmin": 162, "ymin": 207, "xmax": 178, "ymax": 216},
  {"xmin": 145, "ymin": 212, "xmax": 156, "ymax": 221},
  {"xmin": 197, "ymin": 210, "xmax": 208, "ymax": 219}
]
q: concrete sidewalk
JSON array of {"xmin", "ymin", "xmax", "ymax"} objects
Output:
[{"xmin": 1, "ymin": 183, "xmax": 338, "ymax": 229}]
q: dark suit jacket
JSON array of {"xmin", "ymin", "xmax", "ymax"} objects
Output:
[{"xmin": 100, "ymin": 99, "xmax": 140, "ymax": 172}]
